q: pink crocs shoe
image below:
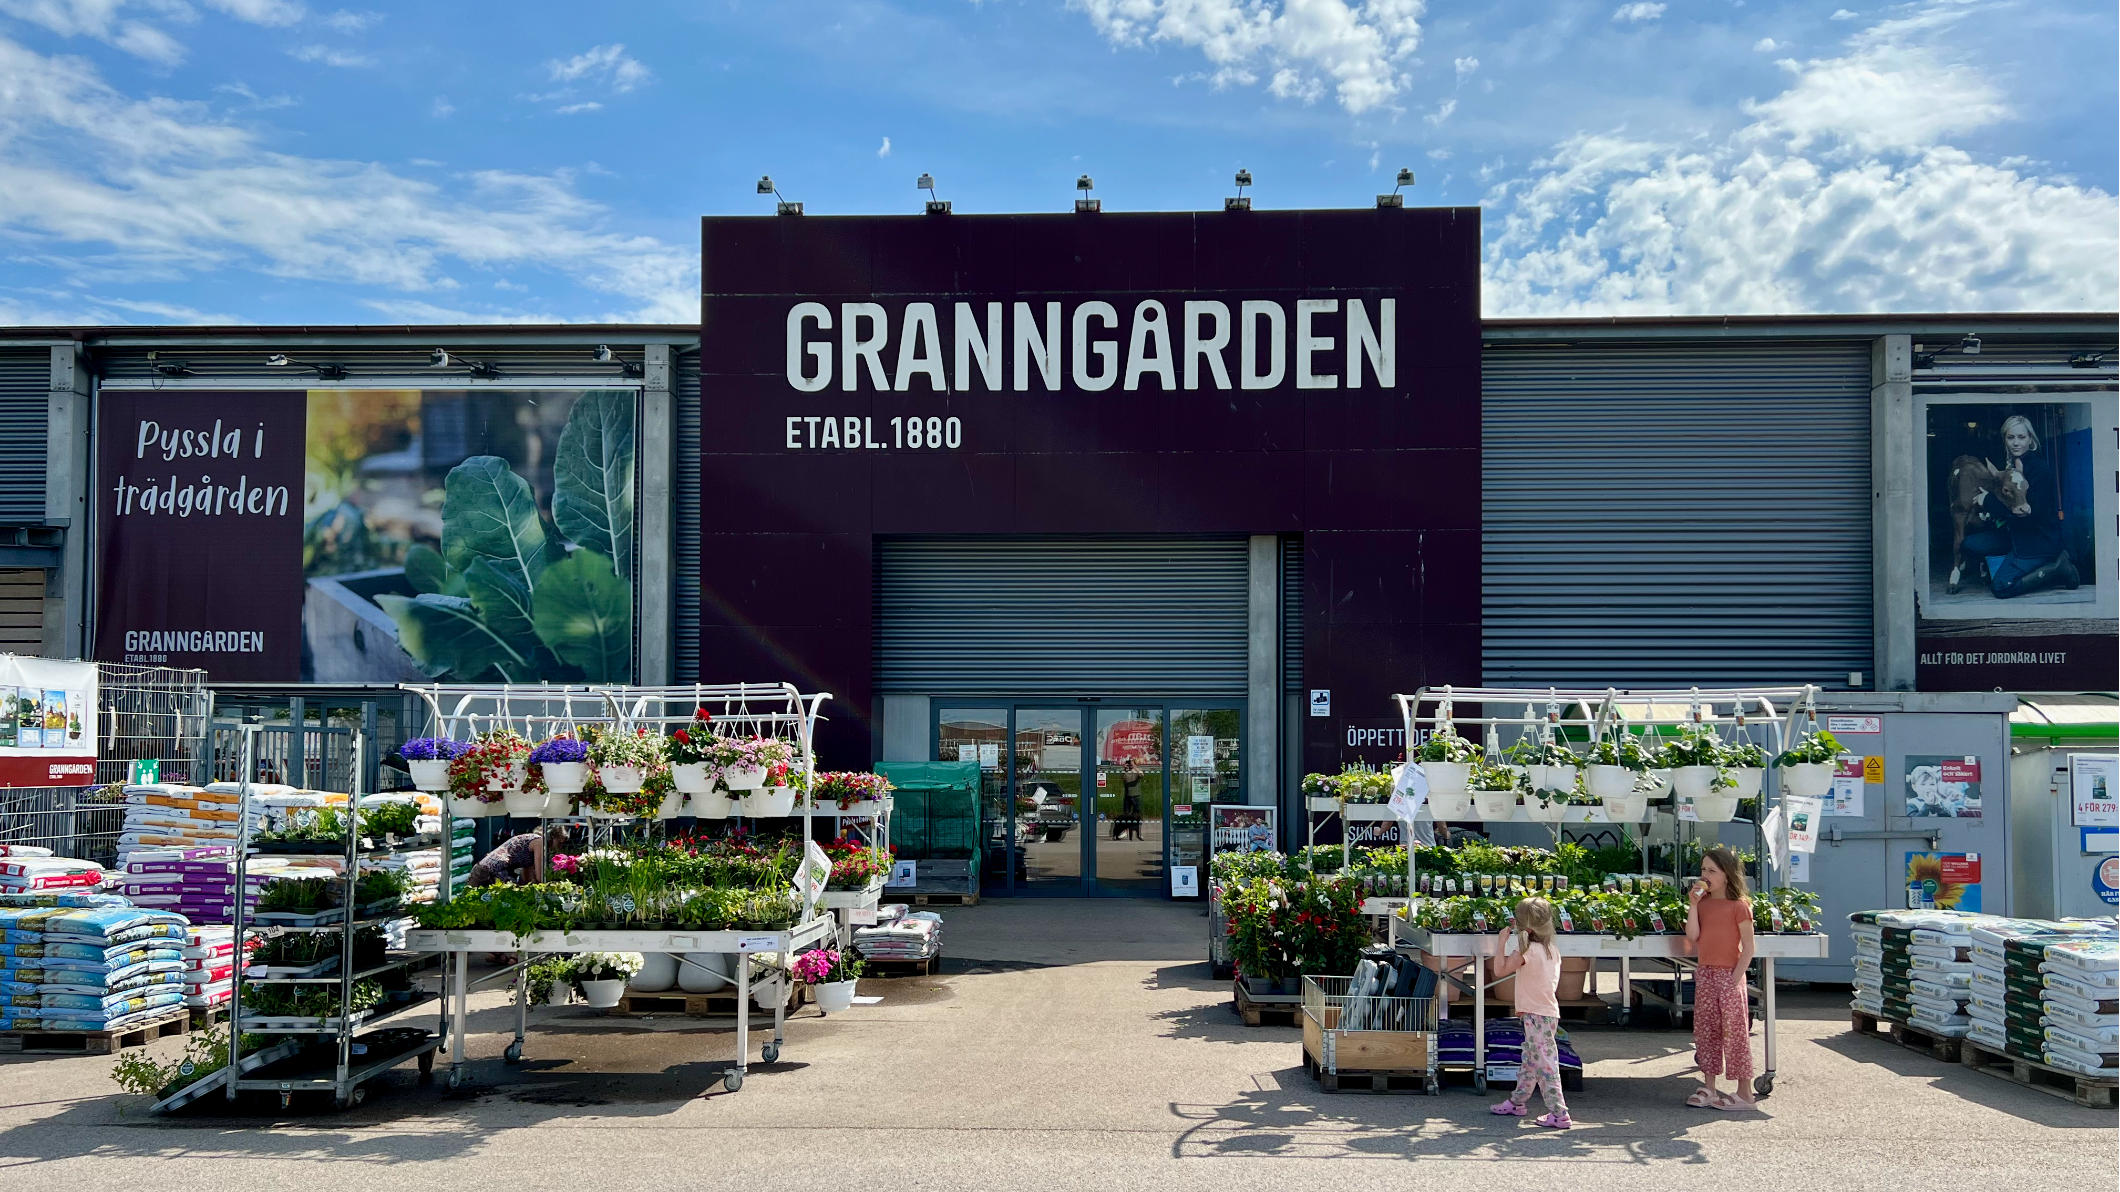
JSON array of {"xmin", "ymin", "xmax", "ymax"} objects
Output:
[
  {"xmin": 1490, "ymin": 1099, "xmax": 1527, "ymax": 1116},
  {"xmin": 1536, "ymin": 1112, "xmax": 1573, "ymax": 1130}
]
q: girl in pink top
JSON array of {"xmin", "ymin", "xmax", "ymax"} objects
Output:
[
  {"xmin": 1685, "ymin": 845, "xmax": 1757, "ymax": 1110},
  {"xmin": 1488, "ymin": 897, "xmax": 1570, "ymax": 1128}
]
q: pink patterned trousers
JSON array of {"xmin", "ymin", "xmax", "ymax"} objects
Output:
[{"xmin": 1693, "ymin": 964, "xmax": 1754, "ymax": 1084}]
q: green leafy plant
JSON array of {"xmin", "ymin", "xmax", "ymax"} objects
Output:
[
  {"xmin": 1776, "ymin": 728, "xmax": 1844, "ymax": 766},
  {"xmin": 1414, "ymin": 727, "xmax": 1482, "ymax": 764},
  {"xmin": 111, "ymin": 1030, "xmax": 230, "ymax": 1098},
  {"xmin": 257, "ymin": 876, "xmax": 339, "ymax": 913},
  {"xmin": 1723, "ymin": 741, "xmax": 1770, "ymax": 769},
  {"xmin": 1469, "ymin": 761, "xmax": 1520, "ymax": 793},
  {"xmin": 377, "ymin": 390, "xmax": 635, "ymax": 683},
  {"xmin": 1659, "ymin": 725, "xmax": 1726, "ymax": 768},
  {"xmin": 1585, "ymin": 730, "xmax": 1652, "ymax": 771},
  {"xmin": 359, "ymin": 800, "xmax": 420, "ymax": 838}
]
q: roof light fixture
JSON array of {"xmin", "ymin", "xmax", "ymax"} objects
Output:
[
  {"xmin": 757, "ymin": 175, "xmax": 802, "ymax": 216},
  {"xmin": 264, "ymin": 353, "xmax": 346, "ymax": 380},
  {"xmin": 1378, "ymin": 167, "xmax": 1414, "ymax": 208},
  {"xmin": 1226, "ymin": 168, "xmax": 1252, "ymax": 211},
  {"xmin": 593, "ymin": 344, "xmax": 644, "ymax": 379},
  {"xmin": 1075, "ymin": 174, "xmax": 1099, "ymax": 214},
  {"xmin": 918, "ymin": 173, "xmax": 950, "ymax": 215}
]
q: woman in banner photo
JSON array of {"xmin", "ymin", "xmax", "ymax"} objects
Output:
[{"xmin": 1962, "ymin": 414, "xmax": 2079, "ymax": 598}]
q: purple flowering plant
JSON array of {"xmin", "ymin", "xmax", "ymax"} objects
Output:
[{"xmin": 401, "ymin": 737, "xmax": 469, "ymax": 762}]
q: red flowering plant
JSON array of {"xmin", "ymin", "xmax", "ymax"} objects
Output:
[
  {"xmin": 666, "ymin": 708, "xmax": 722, "ymax": 767},
  {"xmin": 445, "ymin": 729, "xmax": 528, "ymax": 804},
  {"xmin": 818, "ymin": 836, "xmax": 891, "ymax": 890},
  {"xmin": 808, "ymin": 771, "xmax": 894, "ymax": 810},
  {"xmin": 1223, "ymin": 873, "xmax": 1367, "ymax": 980}
]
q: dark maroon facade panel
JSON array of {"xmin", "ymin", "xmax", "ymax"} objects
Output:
[{"xmin": 700, "ymin": 209, "xmax": 1483, "ymax": 772}]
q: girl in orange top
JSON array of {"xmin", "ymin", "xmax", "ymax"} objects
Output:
[
  {"xmin": 1488, "ymin": 897, "xmax": 1571, "ymax": 1128},
  {"xmin": 1685, "ymin": 845, "xmax": 1757, "ymax": 1110}
]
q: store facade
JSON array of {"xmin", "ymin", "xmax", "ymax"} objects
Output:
[{"xmin": 0, "ymin": 207, "xmax": 2110, "ymax": 897}]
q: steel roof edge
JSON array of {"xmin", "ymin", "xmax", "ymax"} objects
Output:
[{"xmin": 0, "ymin": 324, "xmax": 703, "ymax": 346}]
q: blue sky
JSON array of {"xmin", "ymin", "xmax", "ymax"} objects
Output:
[{"xmin": 0, "ymin": 0, "xmax": 2112, "ymax": 325}]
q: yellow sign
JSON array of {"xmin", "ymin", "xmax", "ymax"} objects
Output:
[{"xmin": 1863, "ymin": 756, "xmax": 1886, "ymax": 784}]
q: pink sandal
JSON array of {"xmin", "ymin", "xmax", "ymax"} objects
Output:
[
  {"xmin": 1490, "ymin": 1099, "xmax": 1527, "ymax": 1116},
  {"xmin": 1536, "ymin": 1112, "xmax": 1573, "ymax": 1129}
]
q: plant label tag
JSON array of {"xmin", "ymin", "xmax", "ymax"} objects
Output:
[
  {"xmin": 850, "ymin": 905, "xmax": 878, "ymax": 926},
  {"xmin": 736, "ymin": 935, "xmax": 778, "ymax": 953}
]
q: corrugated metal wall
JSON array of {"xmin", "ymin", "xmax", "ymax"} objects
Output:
[
  {"xmin": 1482, "ymin": 340, "xmax": 1874, "ymax": 687},
  {"xmin": 1281, "ymin": 534, "xmax": 1303, "ymax": 691},
  {"xmin": 0, "ymin": 570, "xmax": 43, "ymax": 652},
  {"xmin": 0, "ymin": 350, "xmax": 46, "ymax": 524},
  {"xmin": 675, "ymin": 352, "xmax": 701, "ymax": 682},
  {"xmin": 875, "ymin": 537, "xmax": 1250, "ymax": 697}
]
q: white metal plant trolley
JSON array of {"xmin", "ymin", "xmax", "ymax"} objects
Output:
[
  {"xmin": 399, "ymin": 681, "xmax": 839, "ymax": 1093},
  {"xmin": 1378, "ymin": 684, "xmax": 1834, "ymax": 1098}
]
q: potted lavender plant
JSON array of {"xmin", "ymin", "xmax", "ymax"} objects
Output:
[
  {"xmin": 529, "ymin": 734, "xmax": 590, "ymax": 814},
  {"xmin": 400, "ymin": 738, "xmax": 466, "ymax": 792}
]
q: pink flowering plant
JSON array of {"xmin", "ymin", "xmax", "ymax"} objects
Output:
[
  {"xmin": 809, "ymin": 771, "xmax": 894, "ymax": 809},
  {"xmin": 789, "ymin": 948, "xmax": 862, "ymax": 985}
]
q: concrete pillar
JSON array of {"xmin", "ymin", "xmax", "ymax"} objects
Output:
[
  {"xmin": 637, "ymin": 344, "xmax": 674, "ymax": 684},
  {"xmin": 1246, "ymin": 535, "xmax": 1278, "ymax": 804},
  {"xmin": 44, "ymin": 345, "xmax": 90, "ymax": 660},
  {"xmin": 1871, "ymin": 335, "xmax": 1915, "ymax": 690}
]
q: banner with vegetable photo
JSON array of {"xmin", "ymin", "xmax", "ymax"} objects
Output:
[{"xmin": 303, "ymin": 389, "xmax": 635, "ymax": 683}]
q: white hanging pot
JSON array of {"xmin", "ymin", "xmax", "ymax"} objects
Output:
[
  {"xmin": 1691, "ymin": 794, "xmax": 1740, "ymax": 823},
  {"xmin": 1781, "ymin": 761, "xmax": 1833, "ymax": 798},
  {"xmin": 1524, "ymin": 796, "xmax": 1566, "ymax": 822},
  {"xmin": 501, "ymin": 787, "xmax": 545, "ymax": 817},
  {"xmin": 1726, "ymin": 766, "xmax": 1765, "ymax": 798},
  {"xmin": 1672, "ymin": 765, "xmax": 1717, "ymax": 799},
  {"xmin": 599, "ymin": 764, "xmax": 645, "ymax": 794},
  {"xmin": 579, "ymin": 978, "xmax": 626, "ymax": 1009},
  {"xmin": 1646, "ymin": 768, "xmax": 1675, "ymax": 798},
  {"xmin": 628, "ymin": 952, "xmax": 679, "ymax": 993},
  {"xmin": 745, "ymin": 786, "xmax": 798, "ymax": 818},
  {"xmin": 542, "ymin": 761, "xmax": 588, "ymax": 795},
  {"xmin": 1533, "ymin": 764, "xmax": 1579, "ymax": 796},
  {"xmin": 1586, "ymin": 764, "xmax": 1635, "ymax": 799},
  {"xmin": 1424, "ymin": 761, "xmax": 1472, "ymax": 797},
  {"xmin": 750, "ymin": 974, "xmax": 787, "ymax": 1011},
  {"xmin": 672, "ymin": 762, "xmax": 713, "ymax": 795},
  {"xmin": 451, "ymin": 795, "xmax": 498, "ymax": 819},
  {"xmin": 1426, "ymin": 790, "xmax": 1475, "ymax": 820},
  {"xmin": 1601, "ymin": 790, "xmax": 1648, "ymax": 823},
  {"xmin": 542, "ymin": 788, "xmax": 576, "ymax": 817},
  {"xmin": 723, "ymin": 764, "xmax": 768, "ymax": 791},
  {"xmin": 690, "ymin": 786, "xmax": 735, "ymax": 820},
  {"xmin": 814, "ymin": 979, "xmax": 857, "ymax": 1013},
  {"xmin": 407, "ymin": 760, "xmax": 451, "ymax": 792},
  {"xmin": 484, "ymin": 761, "xmax": 526, "ymax": 793},
  {"xmin": 655, "ymin": 788, "xmax": 684, "ymax": 820},
  {"xmin": 1472, "ymin": 790, "xmax": 1519, "ymax": 821}
]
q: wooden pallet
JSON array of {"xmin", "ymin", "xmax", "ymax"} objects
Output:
[
  {"xmin": 190, "ymin": 1004, "xmax": 230, "ymax": 1030},
  {"xmin": 0, "ymin": 1005, "xmax": 191, "ymax": 1055},
  {"xmin": 1849, "ymin": 1007, "xmax": 1962, "ymax": 1063},
  {"xmin": 1960, "ymin": 1036, "xmax": 2118, "ymax": 1109},
  {"xmin": 611, "ymin": 984, "xmax": 802, "ymax": 1017},
  {"xmin": 862, "ymin": 955, "xmax": 943, "ymax": 977},
  {"xmin": 1305, "ymin": 1053, "xmax": 1439, "ymax": 1093},
  {"xmin": 1232, "ymin": 980, "xmax": 1301, "ymax": 1027},
  {"xmin": 896, "ymin": 891, "xmax": 979, "ymax": 907}
]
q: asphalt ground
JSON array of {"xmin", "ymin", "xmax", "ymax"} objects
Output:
[{"xmin": 0, "ymin": 898, "xmax": 2112, "ymax": 1191}]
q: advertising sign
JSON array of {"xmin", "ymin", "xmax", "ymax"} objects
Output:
[
  {"xmin": 1903, "ymin": 755, "xmax": 1982, "ymax": 818},
  {"xmin": 1905, "ymin": 851, "xmax": 1981, "ymax": 911},
  {"xmin": 1826, "ymin": 757, "xmax": 1864, "ymax": 817},
  {"xmin": 1209, "ymin": 805, "xmax": 1276, "ymax": 855},
  {"xmin": 1915, "ymin": 394, "xmax": 2117, "ymax": 691},
  {"xmin": 0, "ymin": 656, "xmax": 97, "ymax": 788},
  {"xmin": 96, "ymin": 388, "xmax": 637, "ymax": 685},
  {"xmin": 2071, "ymin": 753, "xmax": 2118, "ymax": 829},
  {"xmin": 1100, "ymin": 720, "xmax": 1159, "ymax": 766}
]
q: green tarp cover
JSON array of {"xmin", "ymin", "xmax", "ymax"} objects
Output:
[{"xmin": 877, "ymin": 762, "xmax": 981, "ymax": 867}]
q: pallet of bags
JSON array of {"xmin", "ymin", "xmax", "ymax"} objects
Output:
[
  {"xmin": 1848, "ymin": 911, "xmax": 1884, "ymax": 1017},
  {"xmin": 121, "ymin": 846, "xmax": 280, "ymax": 925},
  {"xmin": 853, "ymin": 907, "xmax": 942, "ymax": 963},
  {"xmin": 2040, "ymin": 937, "xmax": 2120, "ymax": 1078},
  {"xmin": 0, "ymin": 906, "xmax": 59, "ymax": 1031},
  {"xmin": 1902, "ymin": 916, "xmax": 1981, "ymax": 1037},
  {"xmin": 117, "ymin": 784, "xmax": 258, "ymax": 867},
  {"xmin": 181, "ymin": 925, "xmax": 238, "ymax": 1012},
  {"xmin": 29, "ymin": 908, "xmax": 193, "ymax": 1034},
  {"xmin": 0, "ymin": 856, "xmax": 106, "ymax": 893}
]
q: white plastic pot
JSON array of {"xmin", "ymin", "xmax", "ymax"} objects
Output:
[
  {"xmin": 407, "ymin": 760, "xmax": 451, "ymax": 792},
  {"xmin": 1472, "ymin": 790, "xmax": 1519, "ymax": 820},
  {"xmin": 1423, "ymin": 761, "xmax": 1472, "ymax": 796},
  {"xmin": 1646, "ymin": 768, "xmax": 1675, "ymax": 798},
  {"xmin": 1672, "ymin": 765, "xmax": 1718, "ymax": 799},
  {"xmin": 1726, "ymin": 766, "xmax": 1765, "ymax": 798},
  {"xmin": 1425, "ymin": 790, "xmax": 1475, "ymax": 820},
  {"xmin": 1530, "ymin": 764, "xmax": 1579, "ymax": 795},
  {"xmin": 451, "ymin": 795, "xmax": 499, "ymax": 819},
  {"xmin": 628, "ymin": 952, "xmax": 679, "ymax": 993},
  {"xmin": 541, "ymin": 761, "xmax": 587, "ymax": 795},
  {"xmin": 1690, "ymin": 794, "xmax": 1740, "ymax": 823},
  {"xmin": 750, "ymin": 975, "xmax": 787, "ymax": 1011},
  {"xmin": 599, "ymin": 764, "xmax": 645, "ymax": 794},
  {"xmin": 1586, "ymin": 764, "xmax": 1636, "ymax": 799},
  {"xmin": 672, "ymin": 762, "xmax": 713, "ymax": 795},
  {"xmin": 541, "ymin": 789, "xmax": 576, "ymax": 817},
  {"xmin": 678, "ymin": 952, "xmax": 732, "ymax": 993},
  {"xmin": 655, "ymin": 788, "xmax": 684, "ymax": 820},
  {"xmin": 501, "ymin": 787, "xmax": 545, "ymax": 818},
  {"xmin": 1781, "ymin": 761, "xmax": 1833, "ymax": 798},
  {"xmin": 723, "ymin": 764, "xmax": 768, "ymax": 791},
  {"xmin": 744, "ymin": 785, "xmax": 798, "ymax": 818},
  {"xmin": 579, "ymin": 978, "xmax": 626, "ymax": 1009},
  {"xmin": 1601, "ymin": 790, "xmax": 1648, "ymax": 823},
  {"xmin": 690, "ymin": 786, "xmax": 735, "ymax": 820},
  {"xmin": 814, "ymin": 979, "xmax": 857, "ymax": 1013},
  {"xmin": 1523, "ymin": 796, "xmax": 1566, "ymax": 822}
]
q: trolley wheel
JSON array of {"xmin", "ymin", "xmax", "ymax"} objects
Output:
[
  {"xmin": 1473, "ymin": 1075, "xmax": 1488, "ymax": 1094},
  {"xmin": 723, "ymin": 1070, "xmax": 744, "ymax": 1093},
  {"xmin": 503, "ymin": 1041, "xmax": 522, "ymax": 1064},
  {"xmin": 1753, "ymin": 1074, "xmax": 1774, "ymax": 1098},
  {"xmin": 351, "ymin": 1086, "xmax": 367, "ymax": 1107},
  {"xmin": 761, "ymin": 1043, "xmax": 780, "ymax": 1064},
  {"xmin": 447, "ymin": 1068, "xmax": 463, "ymax": 1091}
]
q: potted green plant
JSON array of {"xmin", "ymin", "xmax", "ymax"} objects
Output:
[
  {"xmin": 1776, "ymin": 728, "xmax": 1842, "ymax": 797},
  {"xmin": 792, "ymin": 947, "xmax": 864, "ymax": 1013},
  {"xmin": 1663, "ymin": 725, "xmax": 1724, "ymax": 800},
  {"xmin": 1469, "ymin": 761, "xmax": 1520, "ymax": 821},
  {"xmin": 1506, "ymin": 738, "xmax": 1577, "ymax": 819},
  {"xmin": 1414, "ymin": 727, "xmax": 1481, "ymax": 818},
  {"xmin": 590, "ymin": 727, "xmax": 663, "ymax": 795},
  {"xmin": 573, "ymin": 951, "xmax": 643, "ymax": 1008},
  {"xmin": 1722, "ymin": 740, "xmax": 1769, "ymax": 797}
]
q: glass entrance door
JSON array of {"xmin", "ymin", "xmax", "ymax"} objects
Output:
[
  {"xmin": 1093, "ymin": 707, "xmax": 1166, "ymax": 894},
  {"xmin": 1012, "ymin": 708, "xmax": 1086, "ymax": 890}
]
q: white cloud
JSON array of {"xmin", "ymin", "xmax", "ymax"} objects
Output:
[
  {"xmin": 1072, "ymin": 0, "xmax": 1425, "ymax": 115},
  {"xmin": 0, "ymin": 36, "xmax": 695, "ymax": 324},
  {"xmin": 0, "ymin": 0, "xmax": 307, "ymax": 62},
  {"xmin": 1830, "ymin": 8, "xmax": 1858, "ymax": 18},
  {"xmin": 1482, "ymin": 5, "xmax": 2118, "ymax": 316},
  {"xmin": 429, "ymin": 95, "xmax": 453, "ymax": 118},
  {"xmin": 877, "ymin": 135, "xmax": 891, "ymax": 158},
  {"xmin": 287, "ymin": 43, "xmax": 373, "ymax": 67},
  {"xmin": 1453, "ymin": 55, "xmax": 1477, "ymax": 81},
  {"xmin": 1611, "ymin": 2, "xmax": 1665, "ymax": 22},
  {"xmin": 554, "ymin": 101, "xmax": 601, "ymax": 114},
  {"xmin": 546, "ymin": 43, "xmax": 651, "ymax": 93},
  {"xmin": 1753, "ymin": 37, "xmax": 1781, "ymax": 51},
  {"xmin": 1424, "ymin": 96, "xmax": 1454, "ymax": 126},
  {"xmin": 320, "ymin": 8, "xmax": 377, "ymax": 31}
]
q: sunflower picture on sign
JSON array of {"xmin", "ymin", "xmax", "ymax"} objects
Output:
[{"xmin": 1905, "ymin": 851, "xmax": 1981, "ymax": 912}]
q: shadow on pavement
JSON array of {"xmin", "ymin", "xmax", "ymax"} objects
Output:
[{"xmin": 1814, "ymin": 1030, "xmax": 2115, "ymax": 1128}]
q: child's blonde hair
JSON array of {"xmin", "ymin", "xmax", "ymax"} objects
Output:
[
  {"xmin": 1513, "ymin": 897, "xmax": 1558, "ymax": 952},
  {"xmin": 1702, "ymin": 846, "xmax": 1749, "ymax": 901}
]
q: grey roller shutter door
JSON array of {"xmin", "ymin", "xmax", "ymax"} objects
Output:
[
  {"xmin": 0, "ymin": 351, "xmax": 45, "ymax": 523},
  {"xmin": 1483, "ymin": 340, "xmax": 1873, "ymax": 688},
  {"xmin": 674, "ymin": 352, "xmax": 701, "ymax": 682},
  {"xmin": 0, "ymin": 570, "xmax": 43, "ymax": 652},
  {"xmin": 876, "ymin": 537, "xmax": 1250, "ymax": 697}
]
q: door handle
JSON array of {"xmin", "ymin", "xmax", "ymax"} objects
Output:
[{"xmin": 1825, "ymin": 825, "xmax": 1940, "ymax": 849}]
